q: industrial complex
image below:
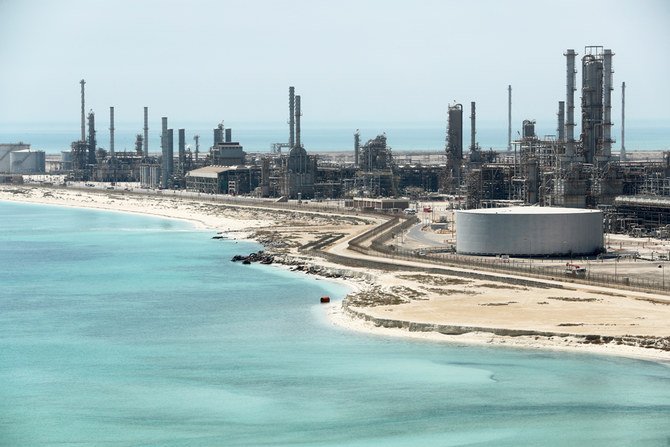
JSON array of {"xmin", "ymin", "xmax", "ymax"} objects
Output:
[{"xmin": 1, "ymin": 46, "xmax": 669, "ymax": 244}]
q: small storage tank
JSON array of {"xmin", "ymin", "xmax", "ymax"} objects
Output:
[
  {"xmin": 456, "ymin": 207, "xmax": 603, "ymax": 256},
  {"xmin": 0, "ymin": 143, "xmax": 31, "ymax": 172},
  {"xmin": 61, "ymin": 151, "xmax": 73, "ymax": 171},
  {"xmin": 9, "ymin": 149, "xmax": 46, "ymax": 174}
]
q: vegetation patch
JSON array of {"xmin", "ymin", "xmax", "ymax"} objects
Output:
[
  {"xmin": 547, "ymin": 296, "xmax": 601, "ymax": 303},
  {"xmin": 477, "ymin": 283, "xmax": 526, "ymax": 290},
  {"xmin": 478, "ymin": 301, "xmax": 518, "ymax": 306},
  {"xmin": 424, "ymin": 287, "xmax": 479, "ymax": 296},
  {"xmin": 389, "ymin": 286, "xmax": 426, "ymax": 300},
  {"xmin": 346, "ymin": 287, "xmax": 410, "ymax": 307},
  {"xmin": 398, "ymin": 274, "xmax": 471, "ymax": 286}
]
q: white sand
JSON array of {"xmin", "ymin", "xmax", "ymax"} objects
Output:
[{"xmin": 3, "ymin": 184, "xmax": 669, "ymax": 363}]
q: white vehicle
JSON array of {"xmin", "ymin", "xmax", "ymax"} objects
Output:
[{"xmin": 403, "ymin": 208, "xmax": 416, "ymax": 215}]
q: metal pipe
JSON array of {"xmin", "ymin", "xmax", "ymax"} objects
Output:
[
  {"xmin": 80, "ymin": 79, "xmax": 86, "ymax": 141},
  {"xmin": 295, "ymin": 95, "xmax": 301, "ymax": 148},
  {"xmin": 87, "ymin": 110, "xmax": 96, "ymax": 165},
  {"xmin": 178, "ymin": 128, "xmax": 185, "ymax": 174},
  {"xmin": 109, "ymin": 106, "xmax": 115, "ymax": 156},
  {"xmin": 167, "ymin": 129, "xmax": 173, "ymax": 179},
  {"xmin": 193, "ymin": 134, "xmax": 200, "ymax": 162},
  {"xmin": 143, "ymin": 107, "xmax": 149, "ymax": 157},
  {"xmin": 602, "ymin": 49, "xmax": 613, "ymax": 158},
  {"xmin": 564, "ymin": 49, "xmax": 577, "ymax": 156},
  {"xmin": 507, "ymin": 85, "xmax": 512, "ymax": 151},
  {"xmin": 161, "ymin": 117, "xmax": 168, "ymax": 188},
  {"xmin": 354, "ymin": 129, "xmax": 360, "ymax": 167},
  {"xmin": 289, "ymin": 86, "xmax": 295, "ymax": 148},
  {"xmin": 621, "ymin": 81, "xmax": 626, "ymax": 161},
  {"xmin": 557, "ymin": 101, "xmax": 565, "ymax": 141},
  {"xmin": 470, "ymin": 101, "xmax": 476, "ymax": 151}
]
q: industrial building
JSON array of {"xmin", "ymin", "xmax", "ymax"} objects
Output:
[
  {"xmin": 456, "ymin": 207, "xmax": 604, "ymax": 256},
  {"xmin": 10, "ymin": 47, "xmax": 663, "ymax": 242}
]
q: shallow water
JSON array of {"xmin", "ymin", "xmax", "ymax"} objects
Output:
[{"xmin": 0, "ymin": 201, "xmax": 669, "ymax": 446}]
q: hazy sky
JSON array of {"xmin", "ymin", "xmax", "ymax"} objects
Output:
[{"xmin": 1, "ymin": 0, "xmax": 669, "ymax": 131}]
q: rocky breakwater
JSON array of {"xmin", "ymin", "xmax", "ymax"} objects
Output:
[{"xmin": 231, "ymin": 251, "xmax": 275, "ymax": 265}]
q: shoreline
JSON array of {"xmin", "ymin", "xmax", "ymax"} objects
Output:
[{"xmin": 2, "ymin": 185, "xmax": 669, "ymax": 364}]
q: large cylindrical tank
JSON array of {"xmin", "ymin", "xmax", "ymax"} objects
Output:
[
  {"xmin": 9, "ymin": 150, "xmax": 45, "ymax": 174},
  {"xmin": 456, "ymin": 207, "xmax": 603, "ymax": 256}
]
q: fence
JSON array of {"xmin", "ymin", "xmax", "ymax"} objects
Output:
[{"xmin": 348, "ymin": 215, "xmax": 670, "ymax": 295}]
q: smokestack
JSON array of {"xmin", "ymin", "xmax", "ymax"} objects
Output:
[
  {"xmin": 602, "ymin": 49, "xmax": 614, "ymax": 158},
  {"xmin": 621, "ymin": 81, "xmax": 626, "ymax": 161},
  {"xmin": 143, "ymin": 107, "xmax": 149, "ymax": 157},
  {"xmin": 557, "ymin": 101, "xmax": 565, "ymax": 142},
  {"xmin": 178, "ymin": 128, "xmax": 185, "ymax": 174},
  {"xmin": 109, "ymin": 107, "xmax": 115, "ymax": 157},
  {"xmin": 354, "ymin": 129, "xmax": 360, "ymax": 167},
  {"xmin": 470, "ymin": 101, "xmax": 476, "ymax": 151},
  {"xmin": 289, "ymin": 86, "xmax": 295, "ymax": 148},
  {"xmin": 80, "ymin": 79, "xmax": 86, "ymax": 141},
  {"xmin": 167, "ymin": 129, "xmax": 174, "ymax": 179},
  {"xmin": 295, "ymin": 95, "xmax": 301, "ymax": 148},
  {"xmin": 194, "ymin": 134, "xmax": 200, "ymax": 162},
  {"xmin": 161, "ymin": 117, "xmax": 168, "ymax": 188},
  {"xmin": 87, "ymin": 110, "xmax": 96, "ymax": 165},
  {"xmin": 565, "ymin": 49, "xmax": 577, "ymax": 156},
  {"xmin": 507, "ymin": 85, "xmax": 512, "ymax": 151}
]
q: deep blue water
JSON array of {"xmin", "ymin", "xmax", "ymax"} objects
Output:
[
  {"xmin": 1, "ymin": 121, "xmax": 668, "ymax": 154},
  {"xmin": 1, "ymin": 201, "xmax": 669, "ymax": 446}
]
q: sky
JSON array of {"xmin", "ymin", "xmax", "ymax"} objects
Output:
[{"xmin": 1, "ymin": 0, "xmax": 669, "ymax": 135}]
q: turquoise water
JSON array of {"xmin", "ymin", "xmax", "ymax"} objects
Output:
[{"xmin": 1, "ymin": 201, "xmax": 669, "ymax": 446}]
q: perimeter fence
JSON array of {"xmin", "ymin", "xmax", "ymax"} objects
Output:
[{"xmin": 348, "ymin": 216, "xmax": 670, "ymax": 295}]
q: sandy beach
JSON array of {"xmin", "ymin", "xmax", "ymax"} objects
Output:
[{"xmin": 2, "ymin": 184, "xmax": 669, "ymax": 363}]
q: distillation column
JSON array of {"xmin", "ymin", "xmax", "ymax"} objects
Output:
[
  {"xmin": 289, "ymin": 86, "xmax": 295, "ymax": 148},
  {"xmin": 161, "ymin": 117, "xmax": 168, "ymax": 188},
  {"xmin": 80, "ymin": 79, "xmax": 86, "ymax": 142},
  {"xmin": 194, "ymin": 135, "xmax": 200, "ymax": 162},
  {"xmin": 557, "ymin": 101, "xmax": 565, "ymax": 142},
  {"xmin": 143, "ymin": 107, "xmax": 149, "ymax": 157},
  {"xmin": 470, "ymin": 101, "xmax": 480, "ymax": 162},
  {"xmin": 178, "ymin": 129, "xmax": 185, "ymax": 175},
  {"xmin": 109, "ymin": 107, "xmax": 115, "ymax": 157},
  {"xmin": 564, "ymin": 49, "xmax": 577, "ymax": 157},
  {"xmin": 602, "ymin": 49, "xmax": 614, "ymax": 159},
  {"xmin": 354, "ymin": 129, "xmax": 360, "ymax": 167},
  {"xmin": 295, "ymin": 95, "xmax": 302, "ymax": 148},
  {"xmin": 507, "ymin": 85, "xmax": 512, "ymax": 152},
  {"xmin": 87, "ymin": 111, "xmax": 96, "ymax": 165},
  {"xmin": 621, "ymin": 82, "xmax": 626, "ymax": 161}
]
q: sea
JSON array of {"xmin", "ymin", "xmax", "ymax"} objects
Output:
[
  {"xmin": 0, "ymin": 121, "xmax": 668, "ymax": 154},
  {"xmin": 0, "ymin": 201, "xmax": 669, "ymax": 446}
]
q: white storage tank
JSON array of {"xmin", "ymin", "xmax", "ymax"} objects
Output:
[
  {"xmin": 456, "ymin": 207, "xmax": 603, "ymax": 256},
  {"xmin": 0, "ymin": 143, "xmax": 31, "ymax": 172},
  {"xmin": 9, "ymin": 149, "xmax": 46, "ymax": 174}
]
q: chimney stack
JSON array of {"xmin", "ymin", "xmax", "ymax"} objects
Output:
[
  {"xmin": 557, "ymin": 101, "xmax": 565, "ymax": 142},
  {"xmin": 109, "ymin": 106, "xmax": 115, "ymax": 157},
  {"xmin": 564, "ymin": 49, "xmax": 577, "ymax": 157},
  {"xmin": 80, "ymin": 79, "xmax": 86, "ymax": 142},
  {"xmin": 289, "ymin": 86, "xmax": 295, "ymax": 148},
  {"xmin": 295, "ymin": 95, "xmax": 302, "ymax": 148},
  {"xmin": 143, "ymin": 107, "xmax": 149, "ymax": 157}
]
